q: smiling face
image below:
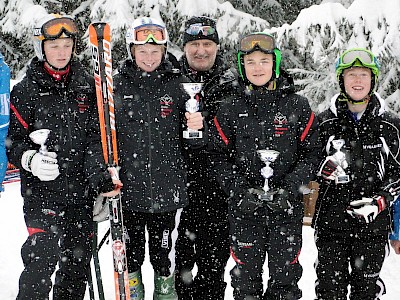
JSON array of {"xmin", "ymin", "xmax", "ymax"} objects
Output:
[
  {"xmin": 133, "ymin": 43, "xmax": 164, "ymax": 73},
  {"xmin": 184, "ymin": 39, "xmax": 218, "ymax": 71},
  {"xmin": 43, "ymin": 38, "xmax": 74, "ymax": 69},
  {"xmin": 343, "ymin": 67, "xmax": 372, "ymax": 101},
  {"xmin": 243, "ymin": 51, "xmax": 274, "ymax": 87}
]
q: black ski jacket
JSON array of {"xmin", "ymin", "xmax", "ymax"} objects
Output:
[
  {"xmin": 180, "ymin": 55, "xmax": 239, "ymax": 208},
  {"xmin": 114, "ymin": 59, "xmax": 200, "ymax": 213},
  {"xmin": 313, "ymin": 93, "xmax": 400, "ymax": 232},
  {"xmin": 7, "ymin": 58, "xmax": 103, "ymax": 207},
  {"xmin": 209, "ymin": 72, "xmax": 320, "ymax": 217}
]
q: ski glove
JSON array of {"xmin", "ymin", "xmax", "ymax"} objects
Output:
[
  {"xmin": 93, "ymin": 195, "xmax": 109, "ymax": 222},
  {"xmin": 346, "ymin": 195, "xmax": 387, "ymax": 223},
  {"xmin": 317, "ymin": 155, "xmax": 345, "ymax": 181},
  {"xmin": 21, "ymin": 150, "xmax": 60, "ymax": 181},
  {"xmin": 262, "ymin": 188, "xmax": 291, "ymax": 212},
  {"xmin": 231, "ymin": 191, "xmax": 264, "ymax": 214}
]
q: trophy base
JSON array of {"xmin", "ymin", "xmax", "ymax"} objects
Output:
[
  {"xmin": 335, "ymin": 174, "xmax": 350, "ymax": 184},
  {"xmin": 183, "ymin": 130, "xmax": 202, "ymax": 139}
]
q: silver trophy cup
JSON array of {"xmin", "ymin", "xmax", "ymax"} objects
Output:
[
  {"xmin": 331, "ymin": 139, "xmax": 350, "ymax": 184},
  {"xmin": 29, "ymin": 129, "xmax": 51, "ymax": 154},
  {"xmin": 257, "ymin": 150, "xmax": 280, "ymax": 200},
  {"xmin": 182, "ymin": 82, "xmax": 203, "ymax": 139}
]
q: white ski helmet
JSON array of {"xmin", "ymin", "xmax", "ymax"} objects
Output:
[
  {"xmin": 32, "ymin": 14, "xmax": 78, "ymax": 61},
  {"xmin": 125, "ymin": 17, "xmax": 169, "ymax": 60}
]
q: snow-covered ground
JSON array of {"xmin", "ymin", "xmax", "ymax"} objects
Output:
[{"xmin": 1, "ymin": 181, "xmax": 399, "ymax": 299}]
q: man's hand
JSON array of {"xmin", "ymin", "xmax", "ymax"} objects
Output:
[
  {"xmin": 185, "ymin": 112, "xmax": 203, "ymax": 130},
  {"xmin": 21, "ymin": 150, "xmax": 60, "ymax": 181},
  {"xmin": 346, "ymin": 195, "xmax": 387, "ymax": 223},
  {"xmin": 93, "ymin": 196, "xmax": 109, "ymax": 222},
  {"xmin": 317, "ymin": 155, "xmax": 345, "ymax": 181}
]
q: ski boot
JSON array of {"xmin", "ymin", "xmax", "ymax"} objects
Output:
[
  {"xmin": 154, "ymin": 273, "xmax": 178, "ymax": 300},
  {"xmin": 129, "ymin": 270, "xmax": 145, "ymax": 300}
]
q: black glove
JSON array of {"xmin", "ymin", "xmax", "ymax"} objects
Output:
[
  {"xmin": 231, "ymin": 191, "xmax": 264, "ymax": 214},
  {"xmin": 97, "ymin": 171, "xmax": 115, "ymax": 194},
  {"xmin": 259, "ymin": 188, "xmax": 291, "ymax": 212},
  {"xmin": 346, "ymin": 195, "xmax": 388, "ymax": 223}
]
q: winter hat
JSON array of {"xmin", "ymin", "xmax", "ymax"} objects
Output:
[{"xmin": 183, "ymin": 16, "xmax": 219, "ymax": 46}]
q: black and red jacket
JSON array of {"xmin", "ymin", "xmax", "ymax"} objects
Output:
[
  {"xmin": 7, "ymin": 58, "xmax": 104, "ymax": 207},
  {"xmin": 313, "ymin": 93, "xmax": 400, "ymax": 232},
  {"xmin": 209, "ymin": 71, "xmax": 320, "ymax": 216}
]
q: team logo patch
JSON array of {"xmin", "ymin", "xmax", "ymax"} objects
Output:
[
  {"xmin": 76, "ymin": 94, "xmax": 89, "ymax": 113},
  {"xmin": 273, "ymin": 112, "xmax": 288, "ymax": 137},
  {"xmin": 160, "ymin": 94, "xmax": 173, "ymax": 118}
]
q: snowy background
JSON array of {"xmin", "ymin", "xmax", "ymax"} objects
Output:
[
  {"xmin": 1, "ymin": 0, "xmax": 399, "ymax": 112},
  {"xmin": 1, "ymin": 0, "xmax": 400, "ymax": 299},
  {"xmin": 1, "ymin": 181, "xmax": 399, "ymax": 299}
]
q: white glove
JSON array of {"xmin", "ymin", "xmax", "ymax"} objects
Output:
[
  {"xmin": 21, "ymin": 150, "xmax": 60, "ymax": 181},
  {"xmin": 93, "ymin": 195, "xmax": 109, "ymax": 222},
  {"xmin": 346, "ymin": 195, "xmax": 387, "ymax": 223}
]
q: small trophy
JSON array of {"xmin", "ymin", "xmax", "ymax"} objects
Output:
[
  {"xmin": 182, "ymin": 82, "xmax": 203, "ymax": 139},
  {"xmin": 29, "ymin": 129, "xmax": 51, "ymax": 154},
  {"xmin": 331, "ymin": 139, "xmax": 350, "ymax": 184},
  {"xmin": 257, "ymin": 149, "xmax": 280, "ymax": 200}
]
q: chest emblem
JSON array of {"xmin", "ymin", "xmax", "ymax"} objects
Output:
[
  {"xmin": 76, "ymin": 93, "xmax": 89, "ymax": 113},
  {"xmin": 273, "ymin": 112, "xmax": 288, "ymax": 137},
  {"xmin": 160, "ymin": 94, "xmax": 174, "ymax": 118}
]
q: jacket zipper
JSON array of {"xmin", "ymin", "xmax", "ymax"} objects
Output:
[
  {"xmin": 62, "ymin": 82, "xmax": 71, "ymax": 199},
  {"xmin": 147, "ymin": 102, "xmax": 154, "ymax": 203}
]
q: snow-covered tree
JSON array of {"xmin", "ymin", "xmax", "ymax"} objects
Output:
[
  {"xmin": 271, "ymin": 0, "xmax": 400, "ymax": 113},
  {"xmin": 0, "ymin": 0, "xmax": 399, "ymax": 114}
]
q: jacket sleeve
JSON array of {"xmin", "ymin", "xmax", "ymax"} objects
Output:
[
  {"xmin": 6, "ymin": 80, "xmax": 35, "ymax": 170},
  {"xmin": 283, "ymin": 97, "xmax": 321, "ymax": 196},
  {"xmin": 208, "ymin": 101, "xmax": 250, "ymax": 198},
  {"xmin": 375, "ymin": 116, "xmax": 400, "ymax": 204},
  {"xmin": 83, "ymin": 79, "xmax": 108, "ymax": 195}
]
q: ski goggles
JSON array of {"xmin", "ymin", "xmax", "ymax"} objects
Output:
[
  {"xmin": 185, "ymin": 24, "xmax": 216, "ymax": 36},
  {"xmin": 337, "ymin": 49, "xmax": 378, "ymax": 69},
  {"xmin": 239, "ymin": 33, "xmax": 276, "ymax": 54},
  {"xmin": 135, "ymin": 25, "xmax": 167, "ymax": 44},
  {"xmin": 35, "ymin": 17, "xmax": 78, "ymax": 40}
]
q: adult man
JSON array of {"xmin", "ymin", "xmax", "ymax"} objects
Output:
[
  {"xmin": 314, "ymin": 48, "xmax": 400, "ymax": 298},
  {"xmin": 174, "ymin": 16, "xmax": 238, "ymax": 300}
]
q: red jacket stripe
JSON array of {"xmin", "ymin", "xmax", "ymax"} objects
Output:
[
  {"xmin": 10, "ymin": 103, "xmax": 29, "ymax": 130},
  {"xmin": 300, "ymin": 111, "xmax": 315, "ymax": 142},
  {"xmin": 214, "ymin": 116, "xmax": 229, "ymax": 146}
]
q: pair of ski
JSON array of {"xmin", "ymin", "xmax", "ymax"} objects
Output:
[{"xmin": 88, "ymin": 23, "xmax": 130, "ymax": 300}]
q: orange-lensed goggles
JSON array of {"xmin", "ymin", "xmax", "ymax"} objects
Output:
[
  {"xmin": 239, "ymin": 33, "xmax": 276, "ymax": 54},
  {"xmin": 135, "ymin": 25, "xmax": 167, "ymax": 44},
  {"xmin": 38, "ymin": 17, "xmax": 78, "ymax": 40}
]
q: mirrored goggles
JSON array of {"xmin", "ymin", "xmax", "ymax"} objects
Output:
[
  {"xmin": 39, "ymin": 17, "xmax": 78, "ymax": 40},
  {"xmin": 239, "ymin": 33, "xmax": 275, "ymax": 53},
  {"xmin": 339, "ymin": 49, "xmax": 376, "ymax": 67},
  {"xmin": 185, "ymin": 24, "xmax": 216, "ymax": 36},
  {"xmin": 135, "ymin": 25, "xmax": 167, "ymax": 44}
]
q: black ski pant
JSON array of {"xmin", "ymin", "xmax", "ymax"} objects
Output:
[
  {"xmin": 123, "ymin": 209, "xmax": 180, "ymax": 277},
  {"xmin": 229, "ymin": 208, "xmax": 303, "ymax": 300},
  {"xmin": 315, "ymin": 227, "xmax": 388, "ymax": 299},
  {"xmin": 175, "ymin": 198, "xmax": 230, "ymax": 300},
  {"xmin": 17, "ymin": 203, "xmax": 93, "ymax": 300}
]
